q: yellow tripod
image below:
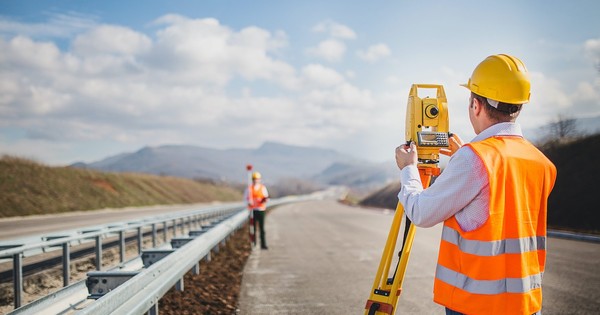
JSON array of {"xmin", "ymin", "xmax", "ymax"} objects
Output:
[{"xmin": 365, "ymin": 84, "xmax": 449, "ymax": 315}]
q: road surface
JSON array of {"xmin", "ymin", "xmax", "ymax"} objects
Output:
[
  {"xmin": 238, "ymin": 200, "xmax": 600, "ymax": 315},
  {"xmin": 0, "ymin": 202, "xmax": 218, "ymax": 241}
]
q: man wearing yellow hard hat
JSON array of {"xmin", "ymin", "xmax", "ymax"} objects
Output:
[
  {"xmin": 395, "ymin": 54, "xmax": 557, "ymax": 315},
  {"xmin": 244, "ymin": 171, "xmax": 270, "ymax": 249}
]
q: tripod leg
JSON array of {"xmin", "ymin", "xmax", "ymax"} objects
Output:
[{"xmin": 387, "ymin": 218, "xmax": 412, "ymax": 285}]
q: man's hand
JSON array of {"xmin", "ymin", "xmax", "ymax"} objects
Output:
[
  {"xmin": 439, "ymin": 134, "xmax": 464, "ymax": 157},
  {"xmin": 395, "ymin": 142, "xmax": 418, "ymax": 170}
]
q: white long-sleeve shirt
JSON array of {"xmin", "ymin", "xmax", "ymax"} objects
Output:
[{"xmin": 397, "ymin": 122, "xmax": 524, "ymax": 232}]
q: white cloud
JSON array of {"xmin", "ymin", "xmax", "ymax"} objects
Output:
[
  {"xmin": 146, "ymin": 15, "xmax": 298, "ymax": 87},
  {"xmin": 307, "ymin": 39, "xmax": 346, "ymax": 62},
  {"xmin": 312, "ymin": 20, "xmax": 356, "ymax": 39},
  {"xmin": 72, "ymin": 25, "xmax": 152, "ymax": 56},
  {"xmin": 0, "ymin": 36, "xmax": 63, "ymax": 71},
  {"xmin": 0, "ymin": 12, "xmax": 97, "ymax": 38},
  {"xmin": 584, "ymin": 38, "xmax": 600, "ymax": 59},
  {"xmin": 302, "ymin": 64, "xmax": 345, "ymax": 88},
  {"xmin": 520, "ymin": 71, "xmax": 600, "ymax": 128},
  {"xmin": 357, "ymin": 43, "xmax": 391, "ymax": 62},
  {"xmin": 0, "ymin": 15, "xmax": 390, "ymax": 164},
  {"xmin": 584, "ymin": 38, "xmax": 600, "ymax": 70}
]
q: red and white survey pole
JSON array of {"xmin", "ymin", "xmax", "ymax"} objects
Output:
[{"xmin": 246, "ymin": 164, "xmax": 256, "ymax": 246}]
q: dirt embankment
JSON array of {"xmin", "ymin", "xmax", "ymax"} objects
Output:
[{"xmin": 0, "ymin": 156, "xmax": 242, "ymax": 218}]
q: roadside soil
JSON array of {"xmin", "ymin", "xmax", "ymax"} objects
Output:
[{"xmin": 159, "ymin": 225, "xmax": 252, "ymax": 314}]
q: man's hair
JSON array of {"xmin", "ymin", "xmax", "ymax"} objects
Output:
[{"xmin": 471, "ymin": 93, "xmax": 522, "ymax": 123}]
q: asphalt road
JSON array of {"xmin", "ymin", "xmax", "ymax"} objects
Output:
[
  {"xmin": 0, "ymin": 203, "xmax": 218, "ymax": 241},
  {"xmin": 238, "ymin": 200, "xmax": 600, "ymax": 315}
]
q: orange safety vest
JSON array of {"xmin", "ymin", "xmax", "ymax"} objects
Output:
[
  {"xmin": 433, "ymin": 136, "xmax": 556, "ymax": 315},
  {"xmin": 249, "ymin": 183, "xmax": 268, "ymax": 210}
]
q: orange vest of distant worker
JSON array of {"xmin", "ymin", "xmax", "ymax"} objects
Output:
[
  {"xmin": 433, "ymin": 136, "xmax": 556, "ymax": 315},
  {"xmin": 249, "ymin": 183, "xmax": 267, "ymax": 210}
]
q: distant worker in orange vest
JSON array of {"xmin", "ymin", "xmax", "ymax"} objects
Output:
[
  {"xmin": 395, "ymin": 54, "xmax": 556, "ymax": 315},
  {"xmin": 244, "ymin": 171, "xmax": 270, "ymax": 250}
]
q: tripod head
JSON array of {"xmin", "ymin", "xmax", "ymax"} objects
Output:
[{"xmin": 405, "ymin": 84, "xmax": 450, "ymax": 165}]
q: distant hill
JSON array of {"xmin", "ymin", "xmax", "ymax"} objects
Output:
[
  {"xmin": 313, "ymin": 161, "xmax": 399, "ymax": 192},
  {"xmin": 73, "ymin": 141, "xmax": 398, "ymax": 190},
  {"xmin": 359, "ymin": 133, "xmax": 600, "ymax": 234},
  {"xmin": 360, "ymin": 181, "xmax": 401, "ymax": 210}
]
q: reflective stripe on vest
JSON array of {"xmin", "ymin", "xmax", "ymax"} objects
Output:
[
  {"xmin": 436, "ymin": 265, "xmax": 543, "ymax": 295},
  {"xmin": 441, "ymin": 225, "xmax": 546, "ymax": 256}
]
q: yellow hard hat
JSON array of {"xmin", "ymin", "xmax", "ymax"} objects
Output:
[
  {"xmin": 252, "ymin": 172, "xmax": 262, "ymax": 180},
  {"xmin": 461, "ymin": 54, "xmax": 531, "ymax": 104}
]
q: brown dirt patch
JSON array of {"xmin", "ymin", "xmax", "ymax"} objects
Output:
[
  {"xmin": 159, "ymin": 225, "xmax": 252, "ymax": 314},
  {"xmin": 91, "ymin": 179, "xmax": 118, "ymax": 194}
]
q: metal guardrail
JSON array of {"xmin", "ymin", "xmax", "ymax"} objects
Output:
[
  {"xmin": 78, "ymin": 208, "xmax": 249, "ymax": 315},
  {"xmin": 4, "ymin": 195, "xmax": 315, "ymax": 314},
  {"xmin": 76, "ymin": 197, "xmax": 309, "ymax": 314},
  {"xmin": 0, "ymin": 201, "xmax": 246, "ymax": 310},
  {"xmin": 548, "ymin": 230, "xmax": 600, "ymax": 243}
]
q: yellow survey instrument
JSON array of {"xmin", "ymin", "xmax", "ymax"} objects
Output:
[
  {"xmin": 405, "ymin": 84, "xmax": 450, "ymax": 164},
  {"xmin": 365, "ymin": 84, "xmax": 450, "ymax": 315}
]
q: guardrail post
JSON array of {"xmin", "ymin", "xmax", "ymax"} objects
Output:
[
  {"xmin": 193, "ymin": 262, "xmax": 200, "ymax": 275},
  {"xmin": 176, "ymin": 277, "xmax": 184, "ymax": 291},
  {"xmin": 152, "ymin": 223, "xmax": 157, "ymax": 247},
  {"xmin": 62, "ymin": 243, "xmax": 70, "ymax": 287},
  {"xmin": 148, "ymin": 302, "xmax": 159, "ymax": 315},
  {"xmin": 137, "ymin": 227, "xmax": 143, "ymax": 254},
  {"xmin": 119, "ymin": 230, "xmax": 125, "ymax": 263},
  {"xmin": 95, "ymin": 235, "xmax": 102, "ymax": 271},
  {"xmin": 180, "ymin": 218, "xmax": 185, "ymax": 235},
  {"xmin": 172, "ymin": 219, "xmax": 177, "ymax": 237},
  {"xmin": 163, "ymin": 221, "xmax": 168, "ymax": 243},
  {"xmin": 13, "ymin": 253, "xmax": 23, "ymax": 309}
]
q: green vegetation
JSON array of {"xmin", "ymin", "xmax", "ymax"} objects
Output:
[{"xmin": 0, "ymin": 156, "xmax": 242, "ymax": 218}]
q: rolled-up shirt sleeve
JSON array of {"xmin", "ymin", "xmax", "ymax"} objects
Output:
[{"xmin": 398, "ymin": 147, "xmax": 489, "ymax": 229}]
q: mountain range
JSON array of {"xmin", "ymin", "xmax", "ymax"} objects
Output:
[{"xmin": 72, "ymin": 141, "xmax": 399, "ymax": 191}]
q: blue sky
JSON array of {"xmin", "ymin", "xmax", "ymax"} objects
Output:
[{"xmin": 1, "ymin": 1, "xmax": 599, "ymax": 165}]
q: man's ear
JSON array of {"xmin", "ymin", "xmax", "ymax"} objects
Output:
[{"xmin": 472, "ymin": 98, "xmax": 483, "ymax": 116}]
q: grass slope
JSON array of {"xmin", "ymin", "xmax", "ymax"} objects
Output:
[{"xmin": 0, "ymin": 156, "xmax": 242, "ymax": 218}]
